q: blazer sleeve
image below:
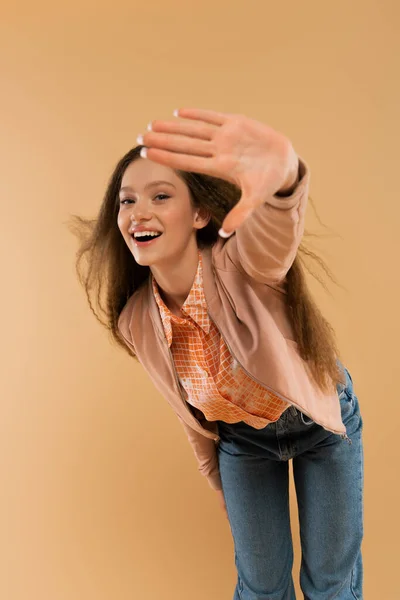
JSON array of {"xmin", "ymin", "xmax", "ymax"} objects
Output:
[
  {"xmin": 176, "ymin": 415, "xmax": 223, "ymax": 491},
  {"xmin": 221, "ymin": 155, "xmax": 310, "ymax": 285}
]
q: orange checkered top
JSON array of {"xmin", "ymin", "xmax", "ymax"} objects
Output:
[{"xmin": 151, "ymin": 249, "xmax": 291, "ymax": 429}]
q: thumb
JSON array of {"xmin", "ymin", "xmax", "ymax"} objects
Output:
[{"xmin": 219, "ymin": 195, "xmax": 256, "ymax": 238}]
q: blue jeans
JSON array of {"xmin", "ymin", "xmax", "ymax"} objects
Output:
[{"xmin": 216, "ymin": 366, "xmax": 364, "ymax": 600}]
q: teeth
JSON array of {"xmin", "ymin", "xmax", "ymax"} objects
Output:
[{"xmin": 133, "ymin": 231, "xmax": 161, "ymax": 238}]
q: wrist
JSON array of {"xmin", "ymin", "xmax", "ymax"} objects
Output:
[{"xmin": 275, "ymin": 159, "xmax": 300, "ymax": 197}]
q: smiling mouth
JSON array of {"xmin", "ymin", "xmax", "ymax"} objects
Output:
[{"xmin": 132, "ymin": 233, "xmax": 163, "ymax": 246}]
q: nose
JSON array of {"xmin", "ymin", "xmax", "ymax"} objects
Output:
[{"xmin": 130, "ymin": 200, "xmax": 152, "ymax": 222}]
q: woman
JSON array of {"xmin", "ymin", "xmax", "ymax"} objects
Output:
[{"xmin": 69, "ymin": 107, "xmax": 364, "ymax": 599}]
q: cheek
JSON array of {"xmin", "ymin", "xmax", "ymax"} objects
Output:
[
  {"xmin": 164, "ymin": 205, "xmax": 195, "ymax": 230},
  {"xmin": 117, "ymin": 211, "xmax": 128, "ymax": 232},
  {"xmin": 116, "ymin": 216, "xmax": 131, "ymax": 245}
]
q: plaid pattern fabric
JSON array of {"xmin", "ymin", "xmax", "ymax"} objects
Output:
[{"xmin": 152, "ymin": 249, "xmax": 290, "ymax": 429}]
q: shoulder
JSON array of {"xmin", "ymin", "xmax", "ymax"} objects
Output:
[{"xmin": 117, "ymin": 280, "xmax": 149, "ymax": 335}]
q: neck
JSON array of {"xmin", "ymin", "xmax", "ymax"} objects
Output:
[{"xmin": 151, "ymin": 241, "xmax": 200, "ymax": 313}]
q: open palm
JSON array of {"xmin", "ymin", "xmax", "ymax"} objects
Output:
[{"xmin": 138, "ymin": 107, "xmax": 299, "ymax": 235}]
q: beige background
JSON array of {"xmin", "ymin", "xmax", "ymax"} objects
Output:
[{"xmin": 1, "ymin": 1, "xmax": 399, "ymax": 598}]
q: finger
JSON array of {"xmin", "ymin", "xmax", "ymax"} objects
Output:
[
  {"xmin": 140, "ymin": 132, "xmax": 211, "ymax": 157},
  {"xmin": 174, "ymin": 107, "xmax": 230, "ymax": 127},
  {"xmin": 220, "ymin": 201, "xmax": 256, "ymax": 237},
  {"xmin": 149, "ymin": 119, "xmax": 216, "ymax": 141},
  {"xmin": 141, "ymin": 131, "xmax": 213, "ymax": 158},
  {"xmin": 144, "ymin": 147, "xmax": 214, "ymax": 174}
]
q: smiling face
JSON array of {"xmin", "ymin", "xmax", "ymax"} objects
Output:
[{"xmin": 117, "ymin": 157, "xmax": 210, "ymax": 269}]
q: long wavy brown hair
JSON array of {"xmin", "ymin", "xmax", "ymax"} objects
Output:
[{"xmin": 67, "ymin": 145, "xmax": 346, "ymax": 394}]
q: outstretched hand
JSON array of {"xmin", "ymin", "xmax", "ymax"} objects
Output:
[{"xmin": 137, "ymin": 107, "xmax": 300, "ymax": 237}]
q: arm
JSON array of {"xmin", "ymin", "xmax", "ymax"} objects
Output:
[
  {"xmin": 221, "ymin": 156, "xmax": 310, "ymax": 285},
  {"xmin": 176, "ymin": 415, "xmax": 223, "ymax": 491},
  {"xmin": 118, "ymin": 304, "xmax": 222, "ymax": 491}
]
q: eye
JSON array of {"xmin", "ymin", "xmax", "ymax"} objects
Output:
[{"xmin": 119, "ymin": 194, "xmax": 170, "ymax": 205}]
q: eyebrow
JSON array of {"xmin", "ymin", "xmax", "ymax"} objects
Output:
[{"xmin": 119, "ymin": 180, "xmax": 176, "ymax": 195}]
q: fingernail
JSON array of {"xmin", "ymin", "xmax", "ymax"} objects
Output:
[
  {"xmin": 140, "ymin": 147, "xmax": 147, "ymax": 158},
  {"xmin": 136, "ymin": 134, "xmax": 144, "ymax": 145},
  {"xmin": 147, "ymin": 122, "xmax": 152, "ymax": 131},
  {"xmin": 218, "ymin": 228, "xmax": 233, "ymax": 238},
  {"xmin": 173, "ymin": 108, "xmax": 179, "ymax": 117}
]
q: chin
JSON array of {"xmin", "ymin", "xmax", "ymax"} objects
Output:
[{"xmin": 132, "ymin": 254, "xmax": 153, "ymax": 267}]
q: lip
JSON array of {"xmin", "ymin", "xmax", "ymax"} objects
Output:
[
  {"xmin": 131, "ymin": 233, "xmax": 163, "ymax": 247},
  {"xmin": 129, "ymin": 226, "xmax": 163, "ymax": 235}
]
